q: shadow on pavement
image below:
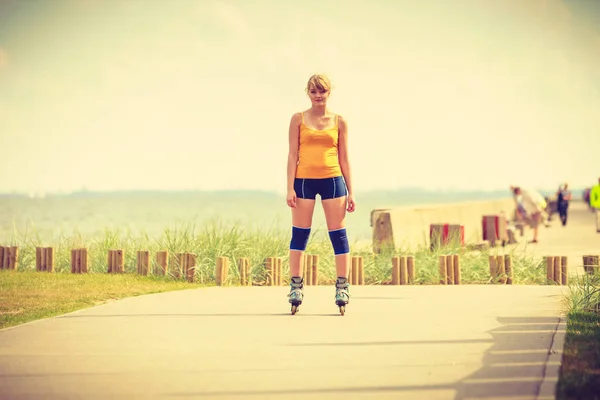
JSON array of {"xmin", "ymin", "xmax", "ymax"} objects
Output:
[
  {"xmin": 452, "ymin": 316, "xmax": 561, "ymax": 399},
  {"xmin": 162, "ymin": 316, "xmax": 561, "ymax": 399}
]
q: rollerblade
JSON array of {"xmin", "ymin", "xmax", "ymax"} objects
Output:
[
  {"xmin": 335, "ymin": 277, "xmax": 350, "ymax": 316},
  {"xmin": 288, "ymin": 276, "xmax": 304, "ymax": 315}
]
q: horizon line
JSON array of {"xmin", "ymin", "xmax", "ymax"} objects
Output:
[{"xmin": 0, "ymin": 186, "xmax": 589, "ymax": 197}]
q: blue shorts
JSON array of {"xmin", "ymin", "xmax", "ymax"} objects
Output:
[{"xmin": 294, "ymin": 176, "xmax": 348, "ymax": 200}]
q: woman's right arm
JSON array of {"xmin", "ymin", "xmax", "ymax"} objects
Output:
[{"xmin": 287, "ymin": 113, "xmax": 302, "ymax": 206}]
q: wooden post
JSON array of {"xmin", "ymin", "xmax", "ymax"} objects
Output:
[
  {"xmin": 80, "ymin": 248, "xmax": 88, "ymax": 273},
  {"xmin": 439, "ymin": 255, "xmax": 447, "ymax": 284},
  {"xmin": 7, "ymin": 246, "xmax": 18, "ymax": 270},
  {"xmin": 36, "ymin": 247, "xmax": 42, "ymax": 271},
  {"xmin": 349, "ymin": 256, "xmax": 356, "ymax": 285},
  {"xmin": 0, "ymin": 246, "xmax": 4, "ymax": 269},
  {"xmin": 407, "ymin": 255, "xmax": 415, "ymax": 284},
  {"xmin": 137, "ymin": 251, "xmax": 150, "ymax": 276},
  {"xmin": 446, "ymin": 254, "xmax": 454, "ymax": 285},
  {"xmin": 545, "ymin": 256, "xmax": 554, "ymax": 283},
  {"xmin": 553, "ymin": 256, "xmax": 561, "ymax": 285},
  {"xmin": 264, "ymin": 257, "xmax": 273, "ymax": 286},
  {"xmin": 273, "ymin": 257, "xmax": 278, "ymax": 286},
  {"xmin": 453, "ymin": 254, "xmax": 461, "ymax": 285},
  {"xmin": 185, "ymin": 253, "xmax": 196, "ymax": 282},
  {"xmin": 496, "ymin": 255, "xmax": 506, "ymax": 284},
  {"xmin": 1, "ymin": 245, "xmax": 13, "ymax": 269},
  {"xmin": 489, "ymin": 255, "xmax": 498, "ymax": 282},
  {"xmin": 45, "ymin": 247, "xmax": 54, "ymax": 273},
  {"xmin": 238, "ymin": 258, "xmax": 246, "ymax": 286},
  {"xmin": 504, "ymin": 254, "xmax": 513, "ymax": 285},
  {"xmin": 216, "ymin": 256, "xmax": 229, "ymax": 286},
  {"xmin": 107, "ymin": 250, "xmax": 114, "ymax": 273},
  {"xmin": 71, "ymin": 249, "xmax": 77, "ymax": 273},
  {"xmin": 216, "ymin": 257, "xmax": 229, "ymax": 286},
  {"xmin": 391, "ymin": 257, "xmax": 399, "ymax": 285},
  {"xmin": 38, "ymin": 247, "xmax": 53, "ymax": 272},
  {"xmin": 399, "ymin": 256, "xmax": 408, "ymax": 285},
  {"xmin": 238, "ymin": 258, "xmax": 249, "ymax": 286},
  {"xmin": 41, "ymin": 247, "xmax": 47, "ymax": 271},
  {"xmin": 583, "ymin": 255, "xmax": 599, "ymax": 275},
  {"xmin": 357, "ymin": 256, "xmax": 364, "ymax": 285},
  {"xmin": 277, "ymin": 257, "xmax": 283, "ymax": 285},
  {"xmin": 304, "ymin": 255, "xmax": 312, "ymax": 286},
  {"xmin": 156, "ymin": 251, "xmax": 168, "ymax": 276},
  {"xmin": 115, "ymin": 249, "xmax": 124, "ymax": 274},
  {"xmin": 348, "ymin": 256, "xmax": 354, "ymax": 285},
  {"xmin": 71, "ymin": 248, "xmax": 88, "ymax": 274},
  {"xmin": 301, "ymin": 255, "xmax": 307, "ymax": 284},
  {"xmin": 215, "ymin": 255, "xmax": 222, "ymax": 285},
  {"xmin": 560, "ymin": 256, "xmax": 568, "ymax": 286},
  {"xmin": 271, "ymin": 257, "xmax": 278, "ymax": 285},
  {"xmin": 311, "ymin": 255, "xmax": 319, "ymax": 285}
]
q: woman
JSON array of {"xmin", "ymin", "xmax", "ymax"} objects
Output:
[{"xmin": 286, "ymin": 74, "xmax": 356, "ymax": 315}]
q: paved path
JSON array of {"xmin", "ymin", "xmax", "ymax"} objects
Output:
[
  {"xmin": 504, "ymin": 201, "xmax": 599, "ymax": 277},
  {"xmin": 1, "ymin": 202, "xmax": 597, "ymax": 400}
]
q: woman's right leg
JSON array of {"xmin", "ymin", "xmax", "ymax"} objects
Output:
[
  {"xmin": 288, "ymin": 197, "xmax": 316, "ymax": 309},
  {"xmin": 289, "ymin": 198, "xmax": 316, "ymax": 277}
]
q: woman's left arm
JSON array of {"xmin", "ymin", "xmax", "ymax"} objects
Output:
[{"xmin": 338, "ymin": 115, "xmax": 355, "ymax": 212}]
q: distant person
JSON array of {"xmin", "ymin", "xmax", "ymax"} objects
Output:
[
  {"xmin": 285, "ymin": 73, "xmax": 356, "ymax": 315},
  {"xmin": 511, "ymin": 186, "xmax": 545, "ymax": 243},
  {"xmin": 556, "ymin": 183, "xmax": 572, "ymax": 226},
  {"xmin": 583, "ymin": 187, "xmax": 592, "ymax": 211},
  {"xmin": 591, "ymin": 178, "xmax": 600, "ymax": 233}
]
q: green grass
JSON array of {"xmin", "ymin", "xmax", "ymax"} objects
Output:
[
  {"xmin": 557, "ymin": 272, "xmax": 600, "ymax": 399},
  {"xmin": 0, "ymin": 271, "xmax": 199, "ymax": 330}
]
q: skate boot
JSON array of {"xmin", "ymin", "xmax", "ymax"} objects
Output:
[
  {"xmin": 288, "ymin": 276, "xmax": 304, "ymax": 315},
  {"xmin": 335, "ymin": 277, "xmax": 350, "ymax": 316}
]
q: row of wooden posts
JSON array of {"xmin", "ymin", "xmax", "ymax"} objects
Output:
[
  {"xmin": 544, "ymin": 256, "xmax": 569, "ymax": 285},
  {"xmin": 486, "ymin": 255, "xmax": 572, "ymax": 286},
  {"xmin": 2, "ymin": 246, "xmax": 600, "ymax": 286}
]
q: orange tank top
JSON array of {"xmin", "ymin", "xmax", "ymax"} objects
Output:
[{"xmin": 296, "ymin": 112, "xmax": 342, "ymax": 179}]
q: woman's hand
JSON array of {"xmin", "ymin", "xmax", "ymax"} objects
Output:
[
  {"xmin": 346, "ymin": 193, "xmax": 356, "ymax": 212},
  {"xmin": 287, "ymin": 189, "xmax": 297, "ymax": 208}
]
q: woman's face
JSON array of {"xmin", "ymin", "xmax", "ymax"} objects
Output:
[{"xmin": 307, "ymin": 84, "xmax": 330, "ymax": 106}]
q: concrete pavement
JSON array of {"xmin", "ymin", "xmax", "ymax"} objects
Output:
[
  {"xmin": 1, "ymin": 201, "xmax": 597, "ymax": 400},
  {"xmin": 0, "ymin": 285, "xmax": 567, "ymax": 400}
]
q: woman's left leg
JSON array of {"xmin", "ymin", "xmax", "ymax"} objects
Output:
[
  {"xmin": 320, "ymin": 176, "xmax": 351, "ymax": 311},
  {"xmin": 321, "ymin": 196, "xmax": 350, "ymax": 278}
]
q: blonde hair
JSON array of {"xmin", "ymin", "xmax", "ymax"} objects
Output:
[{"xmin": 306, "ymin": 74, "xmax": 332, "ymax": 93}]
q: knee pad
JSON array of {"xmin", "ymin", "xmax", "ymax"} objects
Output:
[
  {"xmin": 290, "ymin": 226, "xmax": 311, "ymax": 251},
  {"xmin": 328, "ymin": 228, "xmax": 350, "ymax": 255}
]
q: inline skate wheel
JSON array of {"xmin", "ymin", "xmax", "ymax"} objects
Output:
[
  {"xmin": 291, "ymin": 304, "xmax": 298, "ymax": 315},
  {"xmin": 339, "ymin": 305, "xmax": 345, "ymax": 316}
]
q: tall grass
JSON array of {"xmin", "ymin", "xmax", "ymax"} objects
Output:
[
  {"xmin": 563, "ymin": 272, "xmax": 600, "ymax": 314},
  {"xmin": 4, "ymin": 219, "xmax": 546, "ymax": 286},
  {"xmin": 556, "ymin": 268, "xmax": 600, "ymax": 399}
]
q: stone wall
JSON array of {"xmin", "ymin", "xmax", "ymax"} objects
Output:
[{"xmin": 370, "ymin": 198, "xmax": 516, "ymax": 251}]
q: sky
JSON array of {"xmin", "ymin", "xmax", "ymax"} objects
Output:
[{"xmin": 0, "ymin": 0, "xmax": 599, "ymax": 195}]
